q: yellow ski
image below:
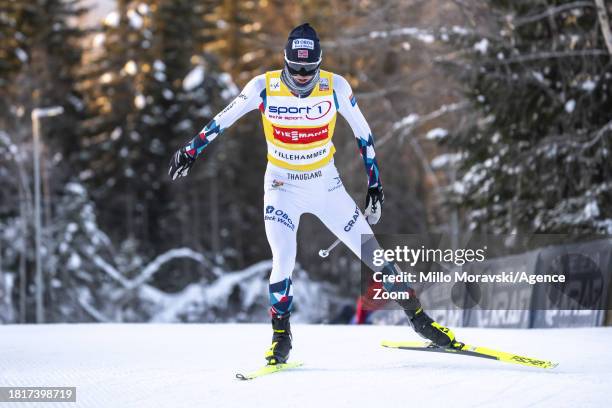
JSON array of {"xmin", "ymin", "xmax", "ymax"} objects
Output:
[
  {"xmin": 382, "ymin": 340, "xmax": 558, "ymax": 369},
  {"xmin": 236, "ymin": 361, "xmax": 304, "ymax": 380}
]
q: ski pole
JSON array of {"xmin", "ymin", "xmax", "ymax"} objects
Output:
[
  {"xmin": 318, "ymin": 238, "xmax": 340, "ymax": 258},
  {"xmin": 318, "ymin": 212, "xmax": 374, "ymax": 258}
]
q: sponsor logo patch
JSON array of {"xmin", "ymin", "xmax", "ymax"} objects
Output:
[
  {"xmin": 328, "ymin": 176, "xmax": 343, "ymax": 192},
  {"xmin": 272, "ymin": 124, "xmax": 329, "ymax": 144},
  {"xmin": 292, "ymin": 38, "xmax": 315, "ymax": 50},
  {"xmin": 264, "ymin": 205, "xmax": 295, "ymax": 231},
  {"xmin": 297, "ymin": 49, "xmax": 309, "ymax": 59},
  {"xmin": 319, "ymin": 77, "xmax": 329, "ymax": 91},
  {"xmin": 272, "ymin": 179, "xmax": 285, "ymax": 188},
  {"xmin": 218, "ymin": 99, "xmax": 239, "ymax": 118},
  {"xmin": 268, "ymin": 100, "xmax": 332, "ymax": 120},
  {"xmin": 272, "ymin": 147, "xmax": 327, "ymax": 162},
  {"xmin": 511, "ymin": 355, "xmax": 547, "ymax": 367},
  {"xmin": 349, "ymin": 93, "xmax": 357, "ymax": 107},
  {"xmin": 270, "ymin": 77, "xmax": 281, "ymax": 92},
  {"xmin": 344, "ymin": 206, "xmax": 360, "ymax": 231}
]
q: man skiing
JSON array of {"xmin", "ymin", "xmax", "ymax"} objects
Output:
[{"xmin": 169, "ymin": 23, "xmax": 458, "ymax": 366}]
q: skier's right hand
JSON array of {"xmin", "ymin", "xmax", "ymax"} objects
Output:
[
  {"xmin": 364, "ymin": 184, "xmax": 384, "ymax": 224},
  {"xmin": 168, "ymin": 146, "xmax": 195, "ymax": 180}
]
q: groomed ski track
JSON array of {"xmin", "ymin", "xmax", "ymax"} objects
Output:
[{"xmin": 1, "ymin": 324, "xmax": 610, "ymax": 407}]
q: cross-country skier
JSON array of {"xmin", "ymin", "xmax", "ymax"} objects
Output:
[{"xmin": 169, "ymin": 23, "xmax": 459, "ymax": 365}]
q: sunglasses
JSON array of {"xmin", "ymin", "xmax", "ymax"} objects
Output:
[{"xmin": 284, "ymin": 51, "xmax": 322, "ymax": 76}]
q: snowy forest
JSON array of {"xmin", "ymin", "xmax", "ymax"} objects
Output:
[{"xmin": 0, "ymin": 0, "xmax": 611, "ymax": 324}]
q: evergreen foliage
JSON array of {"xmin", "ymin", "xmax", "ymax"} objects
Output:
[{"xmin": 442, "ymin": 0, "xmax": 612, "ymax": 234}]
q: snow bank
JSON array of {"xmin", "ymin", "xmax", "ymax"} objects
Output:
[{"xmin": 1, "ymin": 324, "xmax": 610, "ymax": 408}]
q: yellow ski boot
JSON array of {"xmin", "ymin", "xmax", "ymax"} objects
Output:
[
  {"xmin": 265, "ymin": 313, "xmax": 292, "ymax": 365},
  {"xmin": 407, "ymin": 308, "xmax": 459, "ymax": 348}
]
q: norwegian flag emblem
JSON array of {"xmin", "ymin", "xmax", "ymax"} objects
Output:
[{"xmin": 297, "ymin": 49, "xmax": 309, "ymax": 59}]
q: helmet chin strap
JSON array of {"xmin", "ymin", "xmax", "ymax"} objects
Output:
[{"xmin": 281, "ymin": 66, "xmax": 320, "ymax": 98}]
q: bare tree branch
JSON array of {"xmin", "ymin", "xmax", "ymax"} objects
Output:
[
  {"xmin": 91, "ymin": 255, "xmax": 129, "ymax": 287},
  {"xmin": 126, "ymin": 248, "xmax": 213, "ymax": 291},
  {"xmin": 378, "ymin": 101, "xmax": 468, "ymax": 147},
  {"xmin": 321, "ymin": 26, "xmax": 437, "ymax": 48},
  {"xmin": 76, "ymin": 288, "xmax": 111, "ymax": 322},
  {"xmin": 374, "ymin": 102, "xmax": 469, "ymax": 191},
  {"xmin": 582, "ymin": 118, "xmax": 612, "ymax": 151},
  {"xmin": 517, "ymin": 118, "xmax": 612, "ymax": 161},
  {"xmin": 487, "ymin": 49, "xmax": 608, "ymax": 64},
  {"xmin": 450, "ymin": 0, "xmax": 478, "ymax": 28},
  {"xmin": 513, "ymin": 1, "xmax": 594, "ymax": 27},
  {"xmin": 595, "ymin": 0, "xmax": 612, "ymax": 55}
]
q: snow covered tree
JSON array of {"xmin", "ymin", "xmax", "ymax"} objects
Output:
[
  {"xmin": 44, "ymin": 181, "xmax": 214, "ymax": 323},
  {"xmin": 147, "ymin": 0, "xmax": 240, "ymax": 265},
  {"xmin": 441, "ymin": 0, "xmax": 612, "ymax": 235},
  {"xmin": 0, "ymin": 0, "xmax": 87, "ymax": 156},
  {"xmin": 78, "ymin": 1, "xmax": 160, "ymax": 242},
  {"xmin": 77, "ymin": 0, "xmax": 267, "ymax": 295},
  {"xmin": 0, "ymin": 1, "xmax": 31, "ymax": 91},
  {"xmin": 44, "ymin": 182, "xmax": 116, "ymax": 322},
  {"xmin": 0, "ymin": 0, "xmax": 88, "ymax": 322}
]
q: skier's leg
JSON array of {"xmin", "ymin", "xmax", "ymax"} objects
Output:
[
  {"xmin": 314, "ymin": 177, "xmax": 419, "ymax": 306},
  {"xmin": 316, "ymin": 169, "xmax": 456, "ymax": 347},
  {"xmin": 264, "ymin": 197, "xmax": 300, "ymax": 317},
  {"xmin": 262, "ymin": 173, "xmax": 303, "ymax": 364}
]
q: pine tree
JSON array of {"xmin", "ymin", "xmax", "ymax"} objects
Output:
[
  {"xmin": 0, "ymin": 0, "xmax": 87, "ymax": 154},
  {"xmin": 147, "ymin": 0, "xmax": 247, "ymax": 272},
  {"xmin": 78, "ymin": 0, "xmax": 246, "ymax": 278},
  {"xmin": 78, "ymin": 0, "xmax": 155, "ymax": 242},
  {"xmin": 0, "ymin": 0, "xmax": 89, "ymax": 322},
  {"xmin": 441, "ymin": 0, "xmax": 612, "ymax": 235}
]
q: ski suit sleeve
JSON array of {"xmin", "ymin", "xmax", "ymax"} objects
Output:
[
  {"xmin": 185, "ymin": 74, "xmax": 266, "ymax": 157},
  {"xmin": 333, "ymin": 74, "xmax": 381, "ymax": 188}
]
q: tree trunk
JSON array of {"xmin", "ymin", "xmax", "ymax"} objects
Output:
[
  {"xmin": 210, "ymin": 165, "xmax": 220, "ymax": 257},
  {"xmin": 19, "ymin": 198, "xmax": 27, "ymax": 323},
  {"xmin": 595, "ymin": 0, "xmax": 612, "ymax": 55}
]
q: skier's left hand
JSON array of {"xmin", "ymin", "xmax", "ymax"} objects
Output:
[
  {"xmin": 364, "ymin": 185, "xmax": 384, "ymax": 224},
  {"xmin": 168, "ymin": 146, "xmax": 195, "ymax": 180}
]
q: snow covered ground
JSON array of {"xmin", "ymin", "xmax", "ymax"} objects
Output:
[{"xmin": 1, "ymin": 324, "xmax": 611, "ymax": 408}]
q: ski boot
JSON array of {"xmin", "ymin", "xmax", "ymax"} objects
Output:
[
  {"xmin": 406, "ymin": 308, "xmax": 460, "ymax": 349},
  {"xmin": 265, "ymin": 313, "xmax": 292, "ymax": 365}
]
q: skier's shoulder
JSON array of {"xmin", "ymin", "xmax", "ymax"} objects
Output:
[
  {"xmin": 330, "ymin": 72, "xmax": 352, "ymax": 95},
  {"xmin": 262, "ymin": 69, "xmax": 282, "ymax": 81},
  {"xmin": 252, "ymin": 73, "xmax": 267, "ymax": 81},
  {"xmin": 258, "ymin": 70, "xmax": 283, "ymax": 91},
  {"xmin": 245, "ymin": 73, "xmax": 267, "ymax": 91}
]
